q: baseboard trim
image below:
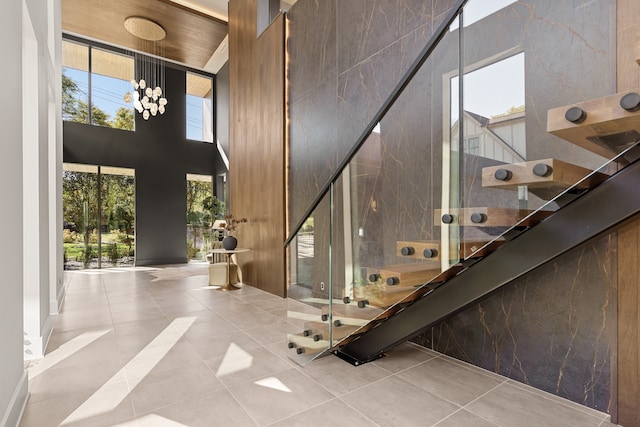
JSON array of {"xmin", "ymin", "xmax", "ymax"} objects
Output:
[
  {"xmin": 0, "ymin": 370, "xmax": 28, "ymax": 427},
  {"xmin": 135, "ymin": 257, "xmax": 187, "ymax": 266},
  {"xmin": 24, "ymin": 315, "xmax": 53, "ymax": 361},
  {"xmin": 50, "ymin": 277, "xmax": 68, "ymax": 314}
]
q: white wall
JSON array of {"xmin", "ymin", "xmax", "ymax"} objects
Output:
[
  {"xmin": 22, "ymin": 0, "xmax": 62, "ymax": 361},
  {"xmin": 0, "ymin": 0, "xmax": 61, "ymax": 424},
  {"xmin": 0, "ymin": 0, "xmax": 28, "ymax": 425}
]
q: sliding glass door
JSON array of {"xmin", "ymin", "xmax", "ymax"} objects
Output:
[{"xmin": 63, "ymin": 163, "xmax": 135, "ymax": 269}]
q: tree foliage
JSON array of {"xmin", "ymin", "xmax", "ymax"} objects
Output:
[
  {"xmin": 112, "ymin": 107, "xmax": 134, "ymax": 130},
  {"xmin": 62, "ymin": 70, "xmax": 134, "ymax": 129},
  {"xmin": 186, "ymin": 180, "xmax": 214, "ymax": 227},
  {"xmin": 63, "ymin": 170, "xmax": 136, "ymax": 264}
]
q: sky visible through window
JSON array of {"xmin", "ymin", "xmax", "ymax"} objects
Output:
[
  {"xmin": 64, "ymin": 64, "xmax": 210, "ymax": 137},
  {"xmin": 450, "ymin": 52, "xmax": 525, "ymax": 124},
  {"xmin": 187, "ymin": 94, "xmax": 206, "ymax": 141}
]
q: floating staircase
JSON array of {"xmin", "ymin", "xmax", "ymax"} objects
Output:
[{"xmin": 287, "ymin": 87, "xmax": 640, "ymax": 364}]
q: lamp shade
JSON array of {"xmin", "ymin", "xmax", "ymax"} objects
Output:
[{"xmin": 212, "ymin": 220, "xmax": 226, "ymax": 229}]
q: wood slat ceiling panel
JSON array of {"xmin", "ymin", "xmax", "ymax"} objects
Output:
[{"xmin": 62, "ymin": 0, "xmax": 228, "ymax": 69}]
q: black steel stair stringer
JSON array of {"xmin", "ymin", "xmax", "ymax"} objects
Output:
[{"xmin": 336, "ymin": 157, "xmax": 640, "ymax": 364}]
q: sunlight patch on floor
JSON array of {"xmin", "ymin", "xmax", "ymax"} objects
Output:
[
  {"xmin": 215, "ymin": 343, "xmax": 254, "ymax": 376},
  {"xmin": 134, "ymin": 414, "xmax": 190, "ymax": 426},
  {"xmin": 61, "ymin": 317, "xmax": 196, "ymax": 425},
  {"xmin": 29, "ymin": 329, "xmax": 111, "ymax": 379},
  {"xmin": 254, "ymin": 377, "xmax": 292, "ymax": 393}
]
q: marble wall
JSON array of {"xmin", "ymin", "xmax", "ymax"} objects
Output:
[
  {"xmin": 414, "ymin": 233, "xmax": 616, "ymax": 411},
  {"xmin": 287, "ymin": 0, "xmax": 617, "ymax": 411}
]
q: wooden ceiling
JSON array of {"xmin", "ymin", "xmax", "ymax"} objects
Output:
[{"xmin": 62, "ymin": 0, "xmax": 228, "ymax": 69}]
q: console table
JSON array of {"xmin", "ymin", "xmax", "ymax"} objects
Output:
[{"xmin": 211, "ymin": 248, "xmax": 250, "ymax": 291}]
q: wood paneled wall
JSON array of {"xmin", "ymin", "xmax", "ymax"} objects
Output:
[
  {"xmin": 228, "ymin": 0, "xmax": 286, "ymax": 297},
  {"xmin": 616, "ymin": 1, "xmax": 640, "ymax": 425}
]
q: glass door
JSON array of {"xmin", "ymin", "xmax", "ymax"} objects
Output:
[{"xmin": 63, "ymin": 163, "xmax": 135, "ymax": 269}]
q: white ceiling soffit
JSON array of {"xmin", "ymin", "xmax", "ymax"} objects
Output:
[
  {"xmin": 168, "ymin": 0, "xmax": 229, "ymax": 22},
  {"xmin": 204, "ymin": 34, "xmax": 228, "ymax": 74}
]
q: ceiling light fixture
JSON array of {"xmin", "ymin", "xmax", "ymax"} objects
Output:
[{"xmin": 123, "ymin": 16, "xmax": 168, "ymax": 120}]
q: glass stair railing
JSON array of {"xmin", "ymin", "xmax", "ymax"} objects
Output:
[{"xmin": 284, "ymin": 0, "xmax": 640, "ymax": 365}]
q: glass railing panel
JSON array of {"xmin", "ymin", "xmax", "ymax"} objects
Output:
[
  {"xmin": 327, "ymin": 13, "xmax": 463, "ymax": 335},
  {"xmin": 456, "ymin": 0, "xmax": 619, "ymax": 257},
  {"xmin": 286, "ymin": 190, "xmax": 333, "ymax": 364}
]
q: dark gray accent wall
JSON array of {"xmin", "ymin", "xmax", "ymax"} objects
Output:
[{"xmin": 64, "ymin": 64, "xmax": 225, "ymax": 265}]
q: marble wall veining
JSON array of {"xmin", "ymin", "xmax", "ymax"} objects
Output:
[{"xmin": 287, "ymin": 0, "xmax": 617, "ymax": 412}]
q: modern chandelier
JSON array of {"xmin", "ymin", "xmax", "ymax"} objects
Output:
[{"xmin": 123, "ymin": 16, "xmax": 168, "ymax": 120}]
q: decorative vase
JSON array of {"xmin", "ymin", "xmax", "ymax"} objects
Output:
[{"xmin": 222, "ymin": 236, "xmax": 238, "ymax": 250}]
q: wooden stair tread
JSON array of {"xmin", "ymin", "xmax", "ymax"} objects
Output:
[
  {"xmin": 434, "ymin": 207, "xmax": 554, "ymax": 227},
  {"xmin": 547, "ymin": 89, "xmax": 640, "ymax": 159},
  {"xmin": 355, "ymin": 284, "xmax": 433, "ymax": 309},
  {"xmin": 321, "ymin": 304, "xmax": 385, "ymax": 321},
  {"xmin": 361, "ymin": 264, "xmax": 463, "ymax": 308},
  {"xmin": 375, "ymin": 261, "xmax": 441, "ymax": 274},
  {"xmin": 482, "ymin": 158, "xmax": 608, "ymax": 192},
  {"xmin": 366, "ymin": 261, "xmax": 441, "ymax": 287}
]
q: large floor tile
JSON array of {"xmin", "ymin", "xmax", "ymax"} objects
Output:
[
  {"xmin": 205, "ymin": 346, "xmax": 292, "ymax": 387},
  {"xmin": 433, "ymin": 409, "xmax": 499, "ymax": 427},
  {"xmin": 110, "ymin": 307, "xmax": 167, "ymax": 325},
  {"xmin": 297, "ymin": 354, "xmax": 391, "ymax": 396},
  {"xmin": 52, "ymin": 310, "xmax": 113, "ymax": 332},
  {"xmin": 28, "ymin": 358, "xmax": 128, "ymax": 403},
  {"xmin": 20, "ymin": 381, "xmax": 135, "ymax": 427},
  {"xmin": 243, "ymin": 319, "xmax": 290, "ymax": 345},
  {"xmin": 371, "ymin": 342, "xmax": 439, "ymax": 374},
  {"xmin": 223, "ymin": 311, "xmax": 283, "ymax": 331},
  {"xmin": 504, "ymin": 379, "xmax": 611, "ymax": 421},
  {"xmin": 123, "ymin": 339, "xmax": 205, "ymax": 383},
  {"xmin": 136, "ymin": 390, "xmax": 257, "ymax": 427},
  {"xmin": 397, "ymin": 356, "xmax": 504, "ymax": 406},
  {"xmin": 269, "ymin": 398, "xmax": 378, "ymax": 427},
  {"xmin": 228, "ymin": 368, "xmax": 335, "ymax": 426},
  {"xmin": 341, "ymin": 375, "xmax": 460, "ymax": 427},
  {"xmin": 128, "ymin": 360, "xmax": 225, "ymax": 414},
  {"xmin": 464, "ymin": 382, "xmax": 605, "ymax": 427},
  {"xmin": 187, "ymin": 330, "xmax": 262, "ymax": 360}
]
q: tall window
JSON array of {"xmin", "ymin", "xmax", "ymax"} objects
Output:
[
  {"xmin": 186, "ymin": 72, "xmax": 214, "ymax": 142},
  {"xmin": 62, "ymin": 39, "xmax": 135, "ymax": 130}
]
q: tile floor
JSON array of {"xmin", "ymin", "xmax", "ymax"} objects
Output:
[{"xmin": 20, "ymin": 264, "xmax": 618, "ymax": 427}]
